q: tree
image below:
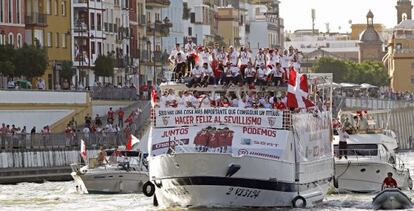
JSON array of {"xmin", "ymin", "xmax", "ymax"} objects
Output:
[
  {"xmin": 60, "ymin": 61, "xmax": 74, "ymax": 81},
  {"xmin": 0, "ymin": 45, "xmax": 16, "ymax": 77},
  {"xmin": 313, "ymin": 57, "xmax": 390, "ymax": 86},
  {"xmin": 313, "ymin": 57, "xmax": 348, "ymax": 83},
  {"xmin": 14, "ymin": 45, "xmax": 47, "ymax": 78},
  {"xmin": 94, "ymin": 55, "xmax": 114, "ymax": 78}
]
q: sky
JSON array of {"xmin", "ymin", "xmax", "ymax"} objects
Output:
[{"xmin": 279, "ymin": 0, "xmax": 398, "ymax": 33}]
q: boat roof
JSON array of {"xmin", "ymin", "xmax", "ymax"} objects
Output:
[{"xmin": 333, "ymin": 133, "xmax": 398, "ymax": 150}]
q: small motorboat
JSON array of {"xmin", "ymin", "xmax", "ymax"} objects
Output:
[
  {"xmin": 372, "ymin": 188, "xmax": 413, "ymax": 210},
  {"xmin": 71, "ymin": 149, "xmax": 149, "ymax": 194}
]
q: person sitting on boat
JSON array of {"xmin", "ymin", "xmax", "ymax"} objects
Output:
[
  {"xmin": 189, "ymin": 64, "xmax": 203, "ymax": 88},
  {"xmin": 382, "ymin": 172, "xmax": 398, "ymax": 190},
  {"xmin": 117, "ymin": 155, "xmax": 130, "ymax": 171},
  {"xmin": 201, "ymin": 62, "xmax": 214, "ymax": 87},
  {"xmin": 97, "ymin": 146, "xmax": 108, "ymax": 166},
  {"xmin": 338, "ymin": 127, "xmax": 349, "ymax": 159}
]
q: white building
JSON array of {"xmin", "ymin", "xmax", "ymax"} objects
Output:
[
  {"xmin": 247, "ymin": 2, "xmax": 284, "ymax": 54},
  {"xmin": 162, "ymin": 0, "xmax": 184, "ymax": 52}
]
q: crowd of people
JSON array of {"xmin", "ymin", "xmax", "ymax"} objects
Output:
[
  {"xmin": 156, "ymin": 88, "xmax": 292, "ymax": 110},
  {"xmin": 168, "ymin": 38, "xmax": 304, "ymax": 88},
  {"xmin": 340, "ymin": 88, "xmax": 414, "ymax": 102}
]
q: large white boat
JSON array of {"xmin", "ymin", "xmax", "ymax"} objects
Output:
[
  {"xmin": 70, "ymin": 149, "xmax": 149, "ymax": 194},
  {"xmin": 333, "ymin": 111, "xmax": 412, "ymax": 193},
  {"xmin": 145, "ymin": 73, "xmax": 334, "ymax": 208}
]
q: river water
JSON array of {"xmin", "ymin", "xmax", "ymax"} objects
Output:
[{"xmin": 1, "ymin": 152, "xmax": 414, "ymax": 211}]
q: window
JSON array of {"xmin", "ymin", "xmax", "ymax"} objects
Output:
[
  {"xmin": 55, "ymin": 32, "xmax": 59, "ymax": 47},
  {"xmin": 16, "ymin": 33, "xmax": 22, "ymax": 48},
  {"xmin": 16, "ymin": 0, "xmax": 21, "ymax": 23},
  {"xmin": 91, "ymin": 41, "xmax": 95, "ymax": 54},
  {"xmin": 155, "ymin": 13, "xmax": 160, "ymax": 21},
  {"xmin": 97, "ymin": 42, "xmax": 102, "ymax": 55},
  {"xmin": 61, "ymin": 1, "xmax": 66, "ymax": 16},
  {"xmin": 61, "ymin": 33, "xmax": 66, "ymax": 48},
  {"xmin": 46, "ymin": 0, "xmax": 51, "ymax": 14},
  {"xmin": 47, "ymin": 32, "xmax": 52, "ymax": 47},
  {"xmin": 90, "ymin": 13, "xmax": 95, "ymax": 30},
  {"xmin": 8, "ymin": 0, "xmax": 12, "ymax": 23},
  {"xmin": 0, "ymin": 0, "xmax": 3, "ymax": 22},
  {"xmin": 146, "ymin": 12, "xmax": 151, "ymax": 23},
  {"xmin": 97, "ymin": 13, "xmax": 101, "ymax": 31},
  {"xmin": 8, "ymin": 33, "xmax": 13, "ymax": 45},
  {"xmin": 188, "ymin": 27, "xmax": 192, "ymax": 36},
  {"xmin": 54, "ymin": 0, "xmax": 58, "ymax": 15},
  {"xmin": 0, "ymin": 34, "xmax": 3, "ymax": 45},
  {"xmin": 333, "ymin": 144, "xmax": 378, "ymax": 157}
]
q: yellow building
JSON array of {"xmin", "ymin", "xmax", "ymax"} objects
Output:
[
  {"xmin": 386, "ymin": 20, "xmax": 414, "ymax": 92},
  {"xmin": 351, "ymin": 24, "xmax": 385, "ymax": 40},
  {"xmin": 25, "ymin": 0, "xmax": 72, "ymax": 90},
  {"xmin": 217, "ymin": 7, "xmax": 240, "ymax": 47}
]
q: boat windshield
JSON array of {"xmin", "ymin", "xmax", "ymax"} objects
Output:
[{"xmin": 334, "ymin": 144, "xmax": 378, "ymax": 156}]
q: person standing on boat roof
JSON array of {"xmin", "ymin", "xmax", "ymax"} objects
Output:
[
  {"xmin": 338, "ymin": 127, "xmax": 349, "ymax": 159},
  {"xmin": 97, "ymin": 146, "xmax": 108, "ymax": 166},
  {"xmin": 382, "ymin": 172, "xmax": 398, "ymax": 190}
]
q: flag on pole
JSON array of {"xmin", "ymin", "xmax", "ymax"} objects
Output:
[
  {"xmin": 287, "ymin": 67, "xmax": 315, "ymax": 109},
  {"xmin": 127, "ymin": 134, "xmax": 140, "ymax": 151},
  {"xmin": 80, "ymin": 139, "xmax": 87, "ymax": 162}
]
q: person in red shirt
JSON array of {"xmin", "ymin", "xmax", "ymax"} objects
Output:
[
  {"xmin": 107, "ymin": 107, "xmax": 114, "ymax": 124},
  {"xmin": 117, "ymin": 107, "xmax": 125, "ymax": 128},
  {"xmin": 382, "ymin": 172, "xmax": 398, "ymax": 190}
]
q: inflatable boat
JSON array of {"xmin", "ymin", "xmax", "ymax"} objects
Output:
[{"xmin": 372, "ymin": 188, "xmax": 412, "ymax": 210}]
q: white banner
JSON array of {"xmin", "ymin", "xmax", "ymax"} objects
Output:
[
  {"xmin": 292, "ymin": 111, "xmax": 332, "ymax": 162},
  {"xmin": 148, "ymin": 126, "xmax": 289, "ymax": 161},
  {"xmin": 155, "ymin": 108, "xmax": 284, "ymax": 128}
]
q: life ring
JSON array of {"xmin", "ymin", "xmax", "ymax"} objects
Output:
[
  {"xmin": 292, "ymin": 195, "xmax": 307, "ymax": 208},
  {"xmin": 142, "ymin": 181, "xmax": 156, "ymax": 197}
]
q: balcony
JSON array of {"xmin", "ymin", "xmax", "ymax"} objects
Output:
[
  {"xmin": 25, "ymin": 13, "xmax": 47, "ymax": 27},
  {"xmin": 146, "ymin": 0, "xmax": 170, "ymax": 8},
  {"xmin": 146, "ymin": 18, "xmax": 172, "ymax": 37},
  {"xmin": 73, "ymin": 0, "xmax": 88, "ymax": 7}
]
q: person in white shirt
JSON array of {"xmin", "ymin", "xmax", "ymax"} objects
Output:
[
  {"xmin": 184, "ymin": 38, "xmax": 197, "ymax": 71},
  {"xmin": 201, "ymin": 63, "xmax": 214, "ymax": 87},
  {"xmin": 166, "ymin": 89, "xmax": 178, "ymax": 108},
  {"xmin": 244, "ymin": 62, "xmax": 256, "ymax": 87},
  {"xmin": 36, "ymin": 78, "xmax": 45, "ymax": 90},
  {"xmin": 159, "ymin": 90, "xmax": 168, "ymax": 108},
  {"xmin": 239, "ymin": 46, "xmax": 251, "ymax": 79},
  {"xmin": 168, "ymin": 43, "xmax": 187, "ymax": 80},
  {"xmin": 272, "ymin": 63, "xmax": 283, "ymax": 86},
  {"xmin": 230, "ymin": 64, "xmax": 241, "ymax": 86},
  {"xmin": 256, "ymin": 63, "xmax": 267, "ymax": 86},
  {"xmin": 280, "ymin": 50, "xmax": 289, "ymax": 81},
  {"xmin": 227, "ymin": 46, "xmax": 239, "ymax": 67},
  {"xmin": 254, "ymin": 48, "xmax": 266, "ymax": 67},
  {"xmin": 223, "ymin": 63, "xmax": 233, "ymax": 87},
  {"xmin": 182, "ymin": 91, "xmax": 197, "ymax": 108},
  {"xmin": 199, "ymin": 47, "xmax": 212, "ymax": 67},
  {"xmin": 176, "ymin": 91, "xmax": 185, "ymax": 108},
  {"xmin": 190, "ymin": 64, "xmax": 203, "ymax": 88},
  {"xmin": 267, "ymin": 49, "xmax": 280, "ymax": 67},
  {"xmin": 199, "ymin": 93, "xmax": 212, "ymax": 108}
]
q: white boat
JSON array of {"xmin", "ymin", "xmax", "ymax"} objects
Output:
[
  {"xmin": 333, "ymin": 111, "xmax": 412, "ymax": 193},
  {"xmin": 145, "ymin": 73, "xmax": 335, "ymax": 208},
  {"xmin": 372, "ymin": 188, "xmax": 413, "ymax": 210},
  {"xmin": 71, "ymin": 150, "xmax": 149, "ymax": 194}
]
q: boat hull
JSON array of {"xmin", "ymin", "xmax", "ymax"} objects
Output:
[
  {"xmin": 335, "ymin": 161, "xmax": 412, "ymax": 193},
  {"xmin": 149, "ymin": 153, "xmax": 332, "ymax": 208},
  {"xmin": 71, "ymin": 169, "xmax": 148, "ymax": 194},
  {"xmin": 372, "ymin": 188, "xmax": 413, "ymax": 210}
]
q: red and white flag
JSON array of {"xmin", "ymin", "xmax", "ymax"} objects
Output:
[
  {"xmin": 127, "ymin": 134, "xmax": 140, "ymax": 151},
  {"xmin": 80, "ymin": 139, "xmax": 87, "ymax": 162},
  {"xmin": 287, "ymin": 67, "xmax": 315, "ymax": 109},
  {"xmin": 151, "ymin": 87, "xmax": 157, "ymax": 107}
]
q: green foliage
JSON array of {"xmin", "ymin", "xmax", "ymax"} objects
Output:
[
  {"xmin": 94, "ymin": 55, "xmax": 114, "ymax": 77},
  {"xmin": 0, "ymin": 45, "xmax": 16, "ymax": 76},
  {"xmin": 313, "ymin": 57, "xmax": 390, "ymax": 86},
  {"xmin": 60, "ymin": 60, "xmax": 74, "ymax": 81},
  {"xmin": 14, "ymin": 45, "xmax": 48, "ymax": 78}
]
